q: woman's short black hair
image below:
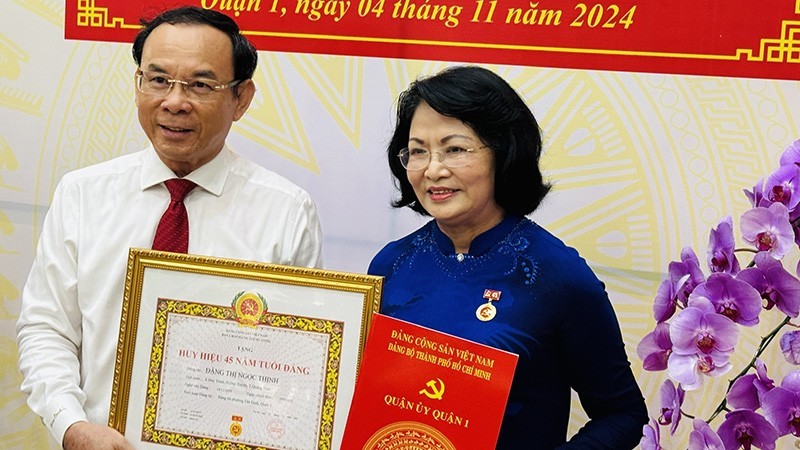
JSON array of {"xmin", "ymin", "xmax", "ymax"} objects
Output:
[
  {"xmin": 387, "ymin": 65, "xmax": 551, "ymax": 216},
  {"xmin": 131, "ymin": 6, "xmax": 257, "ymax": 88}
]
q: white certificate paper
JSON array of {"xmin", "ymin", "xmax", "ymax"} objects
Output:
[{"xmin": 145, "ymin": 298, "xmax": 339, "ymax": 449}]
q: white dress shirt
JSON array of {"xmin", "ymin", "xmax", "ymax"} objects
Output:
[{"xmin": 16, "ymin": 145, "xmax": 323, "ymax": 443}]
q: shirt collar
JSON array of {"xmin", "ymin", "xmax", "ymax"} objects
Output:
[{"xmin": 140, "ymin": 145, "xmax": 231, "ymax": 197}]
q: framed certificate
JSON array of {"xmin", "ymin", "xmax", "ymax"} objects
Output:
[{"xmin": 108, "ymin": 248, "xmax": 383, "ymax": 450}]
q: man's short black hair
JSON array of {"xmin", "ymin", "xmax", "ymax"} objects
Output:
[{"xmin": 132, "ymin": 6, "xmax": 257, "ymax": 85}]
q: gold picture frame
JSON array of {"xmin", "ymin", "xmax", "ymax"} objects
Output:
[{"xmin": 108, "ymin": 248, "xmax": 382, "ymax": 450}]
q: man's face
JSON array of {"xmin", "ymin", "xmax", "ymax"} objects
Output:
[{"xmin": 135, "ymin": 23, "xmax": 254, "ymax": 177}]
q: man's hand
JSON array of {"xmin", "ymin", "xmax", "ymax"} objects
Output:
[{"xmin": 63, "ymin": 422, "xmax": 135, "ymax": 450}]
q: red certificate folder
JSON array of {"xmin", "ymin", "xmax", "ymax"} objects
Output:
[{"xmin": 342, "ymin": 314, "xmax": 518, "ymax": 449}]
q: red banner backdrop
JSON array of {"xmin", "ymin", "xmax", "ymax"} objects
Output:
[{"xmin": 66, "ymin": 0, "xmax": 800, "ymax": 80}]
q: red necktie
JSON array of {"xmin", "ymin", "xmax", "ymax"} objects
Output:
[{"xmin": 152, "ymin": 179, "xmax": 196, "ymax": 253}]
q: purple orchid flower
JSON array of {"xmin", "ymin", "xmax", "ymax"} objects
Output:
[
  {"xmin": 668, "ymin": 353, "xmax": 723, "ymax": 391},
  {"xmin": 655, "ymin": 247, "xmax": 706, "ymax": 322},
  {"xmin": 778, "ymin": 138, "xmax": 800, "ymax": 167},
  {"xmin": 740, "ymin": 203, "xmax": 794, "ymax": 259},
  {"xmin": 672, "ymin": 296, "xmax": 740, "ymax": 356},
  {"xmin": 654, "ymin": 276, "xmax": 680, "ymax": 324},
  {"xmin": 727, "ymin": 360, "xmax": 776, "ymax": 411},
  {"xmin": 737, "ymin": 252, "xmax": 800, "ymax": 318},
  {"xmin": 658, "ymin": 379, "xmax": 685, "ymax": 435},
  {"xmin": 688, "ymin": 418, "xmax": 725, "ymax": 450},
  {"xmin": 637, "ymin": 322, "xmax": 673, "ymax": 371},
  {"xmin": 717, "ymin": 409, "xmax": 779, "ymax": 450},
  {"xmin": 640, "ymin": 418, "xmax": 662, "ymax": 450},
  {"xmin": 781, "ymin": 330, "xmax": 800, "ymax": 365},
  {"xmin": 690, "ymin": 272, "xmax": 762, "ymax": 327},
  {"xmin": 761, "ymin": 371, "xmax": 800, "ymax": 437},
  {"xmin": 667, "ymin": 297, "xmax": 738, "ymax": 390},
  {"xmin": 708, "ymin": 216, "xmax": 741, "ymax": 274},
  {"xmin": 745, "ymin": 177, "xmax": 769, "ymax": 209},
  {"xmin": 764, "ymin": 164, "xmax": 800, "ymax": 214}
]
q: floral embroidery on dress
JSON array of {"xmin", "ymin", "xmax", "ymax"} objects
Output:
[
  {"xmin": 497, "ymin": 224, "xmax": 539, "ymax": 286},
  {"xmin": 389, "ymin": 225, "xmax": 435, "ymax": 275}
]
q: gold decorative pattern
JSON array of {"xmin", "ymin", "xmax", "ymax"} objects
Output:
[
  {"xmin": 737, "ymin": 8, "xmax": 800, "ymax": 63},
  {"xmin": 288, "ymin": 55, "xmax": 364, "ymax": 148},
  {"xmin": 76, "ymin": 0, "xmax": 138, "ymax": 29},
  {"xmin": 362, "ymin": 421, "xmax": 455, "ymax": 450},
  {"xmin": 0, "ymin": 35, "xmax": 42, "ymax": 115},
  {"xmin": 234, "ymin": 54, "xmax": 318, "ymax": 172},
  {"xmin": 0, "ymin": 134, "xmax": 20, "ymax": 192}
]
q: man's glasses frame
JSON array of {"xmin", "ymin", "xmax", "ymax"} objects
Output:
[{"xmin": 135, "ymin": 70, "xmax": 241, "ymax": 102}]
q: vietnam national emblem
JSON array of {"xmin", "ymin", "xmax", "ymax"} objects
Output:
[{"xmin": 232, "ymin": 291, "xmax": 268, "ymax": 327}]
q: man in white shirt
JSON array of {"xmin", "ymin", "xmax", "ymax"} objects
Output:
[{"xmin": 16, "ymin": 6, "xmax": 323, "ymax": 449}]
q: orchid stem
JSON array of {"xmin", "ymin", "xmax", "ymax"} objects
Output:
[
  {"xmin": 732, "ymin": 248, "xmax": 757, "ymax": 268},
  {"xmin": 706, "ymin": 315, "xmax": 791, "ymax": 423}
]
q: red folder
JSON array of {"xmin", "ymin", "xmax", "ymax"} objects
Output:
[{"xmin": 342, "ymin": 314, "xmax": 518, "ymax": 449}]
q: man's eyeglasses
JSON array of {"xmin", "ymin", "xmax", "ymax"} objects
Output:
[
  {"xmin": 135, "ymin": 70, "xmax": 241, "ymax": 102},
  {"xmin": 398, "ymin": 145, "xmax": 489, "ymax": 171}
]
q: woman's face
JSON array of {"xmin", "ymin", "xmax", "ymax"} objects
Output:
[{"xmin": 406, "ymin": 102, "xmax": 505, "ymax": 233}]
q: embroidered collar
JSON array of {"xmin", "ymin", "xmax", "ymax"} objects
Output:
[{"xmin": 430, "ymin": 214, "xmax": 525, "ymax": 257}]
